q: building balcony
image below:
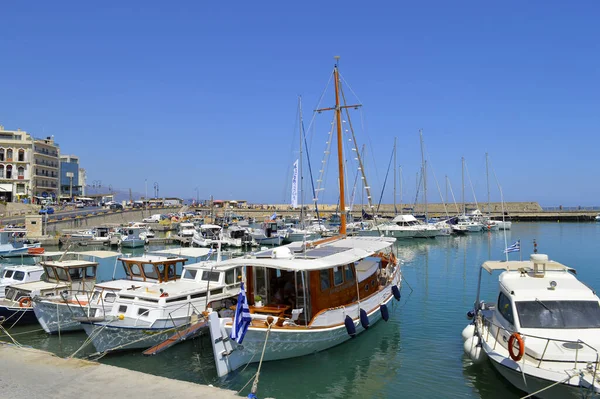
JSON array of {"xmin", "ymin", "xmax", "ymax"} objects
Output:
[
  {"xmin": 34, "ymin": 160, "xmax": 59, "ymax": 168},
  {"xmin": 34, "ymin": 149, "xmax": 59, "ymax": 158}
]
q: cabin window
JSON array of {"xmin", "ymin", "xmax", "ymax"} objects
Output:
[
  {"xmin": 210, "ymin": 288, "xmax": 223, "ymax": 296},
  {"xmin": 104, "ymin": 293, "xmax": 116, "ymax": 303},
  {"xmin": 253, "ymin": 267, "xmax": 268, "ymax": 301},
  {"xmin": 55, "ymin": 267, "xmax": 69, "ymax": 281},
  {"xmin": 225, "ymin": 269, "xmax": 235, "ymax": 285},
  {"xmin": 43, "ymin": 266, "xmax": 57, "ymax": 281},
  {"xmin": 333, "ymin": 267, "xmax": 344, "ymax": 286},
  {"xmin": 143, "ymin": 264, "xmax": 158, "ymax": 279},
  {"xmin": 130, "ymin": 263, "xmax": 142, "ymax": 276},
  {"xmin": 183, "ymin": 269, "xmax": 197, "ymax": 280},
  {"xmin": 516, "ymin": 300, "xmax": 600, "ymax": 329},
  {"xmin": 167, "ymin": 264, "xmax": 176, "ymax": 279},
  {"xmin": 344, "ymin": 265, "xmax": 354, "ymax": 282},
  {"xmin": 85, "ymin": 266, "xmax": 96, "ymax": 278},
  {"xmin": 320, "ymin": 269, "xmax": 331, "ymax": 291},
  {"xmin": 13, "ymin": 271, "xmax": 25, "ymax": 281},
  {"xmin": 118, "ymin": 305, "xmax": 127, "ymax": 313},
  {"xmin": 91, "ymin": 291, "xmax": 100, "ymax": 302},
  {"xmin": 201, "ymin": 271, "xmax": 220, "ymax": 282},
  {"xmin": 190, "ymin": 292, "xmax": 206, "ymax": 299},
  {"xmin": 137, "ymin": 308, "xmax": 149, "ymax": 316},
  {"xmin": 497, "ymin": 292, "xmax": 515, "ymax": 326},
  {"xmin": 4, "ymin": 270, "xmax": 13, "ymax": 278},
  {"xmin": 69, "ymin": 268, "xmax": 83, "ymax": 280}
]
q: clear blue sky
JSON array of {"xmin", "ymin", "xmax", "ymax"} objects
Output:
[{"xmin": 1, "ymin": 1, "xmax": 599, "ymax": 206}]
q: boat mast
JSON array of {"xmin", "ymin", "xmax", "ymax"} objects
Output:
[
  {"xmin": 333, "ymin": 60, "xmax": 346, "ymax": 235},
  {"xmin": 399, "ymin": 166, "xmax": 403, "ymax": 215},
  {"xmin": 299, "ymin": 96, "xmax": 304, "ymax": 227},
  {"xmin": 461, "ymin": 157, "xmax": 465, "ymax": 215},
  {"xmin": 486, "ymin": 152, "xmax": 490, "ymax": 216},
  {"xmin": 420, "ymin": 129, "xmax": 427, "ymax": 221},
  {"xmin": 393, "ymin": 137, "xmax": 397, "ymax": 215}
]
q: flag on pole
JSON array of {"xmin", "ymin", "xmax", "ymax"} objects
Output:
[
  {"xmin": 270, "ymin": 212, "xmax": 277, "ymax": 220},
  {"xmin": 230, "ymin": 282, "xmax": 252, "ymax": 344},
  {"xmin": 504, "ymin": 240, "xmax": 521, "ymax": 254},
  {"xmin": 291, "ymin": 159, "xmax": 299, "ymax": 208}
]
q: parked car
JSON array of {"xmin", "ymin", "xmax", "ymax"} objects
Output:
[
  {"xmin": 75, "ymin": 201, "xmax": 84, "ymax": 208},
  {"xmin": 39, "ymin": 207, "xmax": 55, "ymax": 215},
  {"xmin": 109, "ymin": 203, "xmax": 123, "ymax": 210}
]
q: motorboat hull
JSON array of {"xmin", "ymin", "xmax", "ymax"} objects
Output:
[
  {"xmin": 33, "ymin": 299, "xmax": 102, "ymax": 334},
  {"xmin": 0, "ymin": 305, "xmax": 38, "ymax": 325},
  {"xmin": 120, "ymin": 238, "xmax": 146, "ymax": 248},
  {"xmin": 0, "ymin": 242, "xmax": 41, "ymax": 257},
  {"xmin": 81, "ymin": 317, "xmax": 192, "ymax": 353}
]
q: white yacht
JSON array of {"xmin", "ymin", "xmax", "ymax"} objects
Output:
[
  {"xmin": 360, "ymin": 214, "xmax": 442, "ymax": 239},
  {"xmin": 249, "ymin": 220, "xmax": 285, "ymax": 245},
  {"xmin": 80, "ymin": 260, "xmax": 242, "ymax": 353},
  {"xmin": 119, "ymin": 226, "xmax": 147, "ymax": 248},
  {"xmin": 463, "ymin": 254, "xmax": 600, "ymax": 398},
  {"xmin": 192, "ymin": 224, "xmax": 222, "ymax": 247}
]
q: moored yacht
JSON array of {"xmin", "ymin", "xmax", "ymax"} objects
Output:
[{"xmin": 463, "ymin": 254, "xmax": 600, "ymax": 398}]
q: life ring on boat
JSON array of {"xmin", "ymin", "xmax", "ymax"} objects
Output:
[
  {"xmin": 19, "ymin": 297, "xmax": 32, "ymax": 308},
  {"xmin": 508, "ymin": 332, "xmax": 525, "ymax": 361}
]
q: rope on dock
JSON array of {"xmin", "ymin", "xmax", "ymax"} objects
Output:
[{"xmin": 238, "ymin": 318, "xmax": 275, "ymax": 398}]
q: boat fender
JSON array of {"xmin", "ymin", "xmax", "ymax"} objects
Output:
[
  {"xmin": 19, "ymin": 297, "xmax": 32, "ymax": 308},
  {"xmin": 359, "ymin": 308, "xmax": 369, "ymax": 329},
  {"xmin": 461, "ymin": 324, "xmax": 476, "ymax": 342},
  {"xmin": 464, "ymin": 335, "xmax": 484, "ymax": 363},
  {"xmin": 392, "ymin": 285, "xmax": 401, "ymax": 301},
  {"xmin": 380, "ymin": 304, "xmax": 389, "ymax": 322},
  {"xmin": 344, "ymin": 315, "xmax": 356, "ymax": 337},
  {"xmin": 118, "ymin": 314, "xmax": 125, "ymax": 320},
  {"xmin": 508, "ymin": 332, "xmax": 525, "ymax": 361}
]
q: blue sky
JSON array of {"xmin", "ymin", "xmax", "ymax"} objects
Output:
[{"xmin": 1, "ymin": 2, "xmax": 599, "ymax": 206}]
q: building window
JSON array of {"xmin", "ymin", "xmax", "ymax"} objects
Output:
[
  {"xmin": 6, "ymin": 149, "xmax": 12, "ymax": 161},
  {"xmin": 0, "ymin": 148, "xmax": 4, "ymax": 162},
  {"xmin": 16, "ymin": 184, "xmax": 25, "ymax": 194},
  {"xmin": 17, "ymin": 167, "xmax": 24, "ymax": 179},
  {"xmin": 18, "ymin": 149, "xmax": 24, "ymax": 162},
  {"xmin": 0, "ymin": 165, "xmax": 3, "ymax": 178},
  {"xmin": 6, "ymin": 165, "xmax": 12, "ymax": 179}
]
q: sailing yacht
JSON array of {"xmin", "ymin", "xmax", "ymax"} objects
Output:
[{"xmin": 207, "ymin": 59, "xmax": 403, "ymax": 377}]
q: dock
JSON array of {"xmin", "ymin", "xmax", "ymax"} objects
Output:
[{"xmin": 0, "ymin": 343, "xmax": 239, "ymax": 398}]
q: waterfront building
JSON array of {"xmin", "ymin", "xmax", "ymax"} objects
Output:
[
  {"xmin": 59, "ymin": 154, "xmax": 83, "ymax": 201},
  {"xmin": 0, "ymin": 125, "xmax": 34, "ymax": 202},
  {"xmin": 32, "ymin": 137, "xmax": 60, "ymax": 203}
]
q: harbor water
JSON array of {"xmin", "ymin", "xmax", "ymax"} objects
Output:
[{"xmin": 2, "ymin": 222, "xmax": 599, "ymax": 398}]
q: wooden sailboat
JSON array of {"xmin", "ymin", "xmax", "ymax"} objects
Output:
[{"xmin": 207, "ymin": 58, "xmax": 403, "ymax": 377}]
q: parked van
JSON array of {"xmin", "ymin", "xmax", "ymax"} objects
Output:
[{"xmin": 142, "ymin": 214, "xmax": 163, "ymax": 223}]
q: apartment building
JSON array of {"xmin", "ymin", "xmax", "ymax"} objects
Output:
[
  {"xmin": 0, "ymin": 125, "xmax": 34, "ymax": 202},
  {"xmin": 32, "ymin": 136, "xmax": 60, "ymax": 202}
]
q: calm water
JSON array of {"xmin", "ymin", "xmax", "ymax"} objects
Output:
[{"xmin": 2, "ymin": 222, "xmax": 600, "ymax": 398}]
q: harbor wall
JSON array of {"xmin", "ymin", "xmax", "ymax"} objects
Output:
[{"xmin": 45, "ymin": 206, "xmax": 181, "ymax": 234}]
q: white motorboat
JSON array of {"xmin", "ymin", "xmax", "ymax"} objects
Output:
[
  {"xmin": 360, "ymin": 214, "xmax": 442, "ymax": 239},
  {"xmin": 178, "ymin": 222, "xmax": 196, "ymax": 238},
  {"xmin": 0, "ymin": 257, "xmax": 100, "ymax": 327},
  {"xmin": 0, "ymin": 265, "xmax": 45, "ymax": 299},
  {"xmin": 32, "ymin": 253, "xmax": 186, "ymax": 334},
  {"xmin": 249, "ymin": 220, "xmax": 285, "ymax": 245},
  {"xmin": 80, "ymin": 259, "xmax": 241, "ymax": 353},
  {"xmin": 192, "ymin": 224, "xmax": 222, "ymax": 247},
  {"xmin": 0, "ymin": 229, "xmax": 41, "ymax": 257},
  {"xmin": 452, "ymin": 215, "xmax": 483, "ymax": 234},
  {"xmin": 463, "ymin": 254, "xmax": 600, "ymax": 398},
  {"xmin": 223, "ymin": 225, "xmax": 255, "ymax": 247},
  {"xmin": 207, "ymin": 61, "xmax": 403, "ymax": 378},
  {"xmin": 119, "ymin": 227, "xmax": 147, "ymax": 248}
]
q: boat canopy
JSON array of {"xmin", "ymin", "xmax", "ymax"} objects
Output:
[
  {"xmin": 120, "ymin": 255, "xmax": 188, "ymax": 264},
  {"xmin": 392, "ymin": 214, "xmax": 418, "ymax": 223},
  {"xmin": 201, "ymin": 224, "xmax": 222, "ymax": 230},
  {"xmin": 482, "ymin": 259, "xmax": 575, "ymax": 274},
  {"xmin": 217, "ymin": 236, "xmax": 396, "ymax": 271}
]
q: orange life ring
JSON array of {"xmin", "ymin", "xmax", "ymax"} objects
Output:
[
  {"xmin": 19, "ymin": 297, "xmax": 32, "ymax": 308},
  {"xmin": 508, "ymin": 332, "xmax": 525, "ymax": 361}
]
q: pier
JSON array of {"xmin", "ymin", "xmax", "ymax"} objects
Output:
[{"xmin": 0, "ymin": 343, "xmax": 239, "ymax": 399}]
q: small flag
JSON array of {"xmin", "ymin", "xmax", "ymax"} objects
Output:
[
  {"xmin": 270, "ymin": 212, "xmax": 277, "ymax": 220},
  {"xmin": 205, "ymin": 248, "xmax": 214, "ymax": 260},
  {"xmin": 504, "ymin": 240, "xmax": 521, "ymax": 254},
  {"xmin": 230, "ymin": 282, "xmax": 251, "ymax": 344}
]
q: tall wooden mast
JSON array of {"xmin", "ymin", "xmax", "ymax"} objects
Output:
[{"xmin": 333, "ymin": 60, "xmax": 346, "ymax": 235}]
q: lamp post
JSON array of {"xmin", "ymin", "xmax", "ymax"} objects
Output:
[
  {"xmin": 66, "ymin": 172, "xmax": 74, "ymax": 202},
  {"xmin": 154, "ymin": 182, "xmax": 159, "ymax": 199},
  {"xmin": 195, "ymin": 187, "xmax": 199, "ymax": 206}
]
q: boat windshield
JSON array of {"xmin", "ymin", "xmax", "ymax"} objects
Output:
[{"xmin": 516, "ymin": 300, "xmax": 600, "ymax": 329}]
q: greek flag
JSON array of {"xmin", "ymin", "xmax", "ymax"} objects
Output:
[
  {"xmin": 270, "ymin": 212, "xmax": 277, "ymax": 220},
  {"xmin": 504, "ymin": 240, "xmax": 521, "ymax": 254},
  {"xmin": 205, "ymin": 248, "xmax": 213, "ymax": 260},
  {"xmin": 230, "ymin": 282, "xmax": 251, "ymax": 344}
]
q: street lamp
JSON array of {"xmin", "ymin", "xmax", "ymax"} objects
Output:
[
  {"xmin": 195, "ymin": 187, "xmax": 199, "ymax": 205},
  {"xmin": 66, "ymin": 172, "xmax": 74, "ymax": 201},
  {"xmin": 154, "ymin": 182, "xmax": 159, "ymax": 199}
]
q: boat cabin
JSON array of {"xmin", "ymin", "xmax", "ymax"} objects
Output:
[
  {"xmin": 200, "ymin": 224, "xmax": 222, "ymax": 239},
  {"xmin": 0, "ymin": 265, "xmax": 45, "ymax": 297},
  {"xmin": 237, "ymin": 238, "xmax": 397, "ymax": 326},
  {"xmin": 120, "ymin": 255, "xmax": 187, "ymax": 283},
  {"xmin": 391, "ymin": 214, "xmax": 422, "ymax": 226}
]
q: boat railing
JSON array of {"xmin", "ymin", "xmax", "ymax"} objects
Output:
[{"xmin": 481, "ymin": 313, "xmax": 600, "ymax": 377}]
